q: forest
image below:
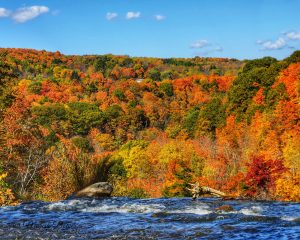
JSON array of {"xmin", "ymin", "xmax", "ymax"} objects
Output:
[{"xmin": 0, "ymin": 48, "xmax": 299, "ymax": 205}]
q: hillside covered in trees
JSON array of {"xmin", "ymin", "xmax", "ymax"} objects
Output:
[{"xmin": 0, "ymin": 48, "xmax": 299, "ymax": 205}]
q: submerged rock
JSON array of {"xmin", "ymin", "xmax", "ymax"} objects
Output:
[
  {"xmin": 75, "ymin": 182, "xmax": 113, "ymax": 198},
  {"xmin": 215, "ymin": 205, "xmax": 234, "ymax": 212}
]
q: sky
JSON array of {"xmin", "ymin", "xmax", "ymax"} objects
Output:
[{"xmin": 0, "ymin": 0, "xmax": 300, "ymax": 59}]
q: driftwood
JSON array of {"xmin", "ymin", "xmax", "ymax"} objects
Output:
[{"xmin": 187, "ymin": 183, "xmax": 227, "ymax": 200}]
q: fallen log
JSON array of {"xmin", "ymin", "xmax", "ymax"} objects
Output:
[
  {"xmin": 200, "ymin": 186, "xmax": 226, "ymax": 197},
  {"xmin": 187, "ymin": 183, "xmax": 227, "ymax": 200}
]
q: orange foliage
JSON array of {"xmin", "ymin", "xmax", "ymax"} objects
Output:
[
  {"xmin": 276, "ymin": 63, "xmax": 300, "ymax": 99},
  {"xmin": 253, "ymin": 88, "xmax": 265, "ymax": 105}
]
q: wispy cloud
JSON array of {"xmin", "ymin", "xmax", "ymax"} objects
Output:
[
  {"xmin": 285, "ymin": 31, "xmax": 300, "ymax": 40},
  {"xmin": 126, "ymin": 11, "xmax": 141, "ymax": 20},
  {"xmin": 154, "ymin": 14, "xmax": 166, "ymax": 21},
  {"xmin": 12, "ymin": 6, "xmax": 49, "ymax": 23},
  {"xmin": 190, "ymin": 40, "xmax": 210, "ymax": 49},
  {"xmin": 51, "ymin": 9, "xmax": 60, "ymax": 16},
  {"xmin": 190, "ymin": 40, "xmax": 223, "ymax": 56},
  {"xmin": 106, "ymin": 12, "xmax": 118, "ymax": 21},
  {"xmin": 196, "ymin": 46, "xmax": 223, "ymax": 56},
  {"xmin": 0, "ymin": 7, "xmax": 10, "ymax": 17},
  {"xmin": 257, "ymin": 37, "xmax": 286, "ymax": 50}
]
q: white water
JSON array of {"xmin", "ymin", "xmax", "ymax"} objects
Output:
[{"xmin": 1, "ymin": 198, "xmax": 299, "ymax": 239}]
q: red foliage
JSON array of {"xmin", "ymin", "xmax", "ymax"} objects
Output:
[{"xmin": 245, "ymin": 156, "xmax": 286, "ymax": 198}]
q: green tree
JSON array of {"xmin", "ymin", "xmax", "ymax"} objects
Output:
[
  {"xmin": 200, "ymin": 97, "xmax": 226, "ymax": 132},
  {"xmin": 183, "ymin": 107, "xmax": 200, "ymax": 136},
  {"xmin": 113, "ymin": 89, "xmax": 125, "ymax": 101},
  {"xmin": 284, "ymin": 50, "xmax": 300, "ymax": 64},
  {"xmin": 159, "ymin": 82, "xmax": 174, "ymax": 97},
  {"xmin": 67, "ymin": 102, "xmax": 105, "ymax": 135},
  {"xmin": 94, "ymin": 55, "xmax": 110, "ymax": 73},
  {"xmin": 147, "ymin": 68, "xmax": 161, "ymax": 81},
  {"xmin": 71, "ymin": 136, "xmax": 94, "ymax": 152},
  {"xmin": 32, "ymin": 103, "xmax": 67, "ymax": 127}
]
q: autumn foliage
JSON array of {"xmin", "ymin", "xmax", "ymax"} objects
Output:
[
  {"xmin": 0, "ymin": 48, "xmax": 299, "ymax": 203},
  {"xmin": 244, "ymin": 156, "xmax": 286, "ymax": 199}
]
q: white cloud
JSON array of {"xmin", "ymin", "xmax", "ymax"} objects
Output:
[
  {"xmin": 12, "ymin": 6, "xmax": 49, "ymax": 23},
  {"xmin": 285, "ymin": 31, "xmax": 300, "ymax": 40},
  {"xmin": 126, "ymin": 11, "xmax": 141, "ymax": 20},
  {"xmin": 0, "ymin": 7, "xmax": 10, "ymax": 17},
  {"xmin": 106, "ymin": 12, "xmax": 118, "ymax": 21},
  {"xmin": 190, "ymin": 40, "xmax": 210, "ymax": 49},
  {"xmin": 154, "ymin": 14, "xmax": 166, "ymax": 21},
  {"xmin": 257, "ymin": 37, "xmax": 286, "ymax": 50},
  {"xmin": 214, "ymin": 46, "xmax": 223, "ymax": 52}
]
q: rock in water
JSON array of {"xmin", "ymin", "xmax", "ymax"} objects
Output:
[
  {"xmin": 75, "ymin": 182, "xmax": 113, "ymax": 198},
  {"xmin": 215, "ymin": 205, "xmax": 234, "ymax": 212}
]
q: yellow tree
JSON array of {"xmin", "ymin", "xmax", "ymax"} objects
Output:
[
  {"xmin": 158, "ymin": 140, "xmax": 204, "ymax": 197},
  {"xmin": 275, "ymin": 130, "xmax": 300, "ymax": 201}
]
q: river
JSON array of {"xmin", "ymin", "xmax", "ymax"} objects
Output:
[{"xmin": 0, "ymin": 197, "xmax": 299, "ymax": 239}]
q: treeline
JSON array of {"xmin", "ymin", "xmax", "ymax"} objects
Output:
[{"xmin": 0, "ymin": 48, "xmax": 299, "ymax": 204}]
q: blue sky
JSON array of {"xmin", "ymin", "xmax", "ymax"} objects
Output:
[{"xmin": 0, "ymin": 0, "xmax": 300, "ymax": 59}]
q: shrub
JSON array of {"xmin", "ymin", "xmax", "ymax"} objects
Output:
[
  {"xmin": 0, "ymin": 172, "xmax": 17, "ymax": 206},
  {"xmin": 71, "ymin": 137, "xmax": 94, "ymax": 152}
]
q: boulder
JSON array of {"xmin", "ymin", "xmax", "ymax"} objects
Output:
[{"xmin": 75, "ymin": 182, "xmax": 113, "ymax": 198}]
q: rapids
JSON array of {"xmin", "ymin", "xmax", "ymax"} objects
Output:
[{"xmin": 0, "ymin": 197, "xmax": 299, "ymax": 239}]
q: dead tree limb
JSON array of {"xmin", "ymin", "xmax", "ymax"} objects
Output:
[{"xmin": 188, "ymin": 183, "xmax": 227, "ymax": 200}]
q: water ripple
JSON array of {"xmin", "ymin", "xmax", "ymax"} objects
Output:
[{"xmin": 0, "ymin": 197, "xmax": 299, "ymax": 239}]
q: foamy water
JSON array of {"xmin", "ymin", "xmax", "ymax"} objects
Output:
[
  {"xmin": 239, "ymin": 205, "xmax": 263, "ymax": 215},
  {"xmin": 0, "ymin": 197, "xmax": 299, "ymax": 239}
]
